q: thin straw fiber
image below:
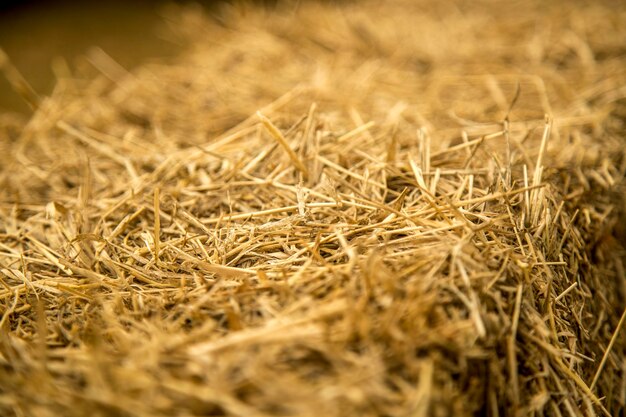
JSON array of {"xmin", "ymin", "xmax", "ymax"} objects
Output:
[{"xmin": 0, "ymin": 0, "xmax": 625, "ymax": 416}]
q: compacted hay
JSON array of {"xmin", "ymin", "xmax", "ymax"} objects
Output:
[{"xmin": 1, "ymin": 1, "xmax": 625, "ymax": 416}]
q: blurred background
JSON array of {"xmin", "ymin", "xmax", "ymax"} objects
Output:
[{"xmin": 0, "ymin": 0, "xmax": 281, "ymax": 113}]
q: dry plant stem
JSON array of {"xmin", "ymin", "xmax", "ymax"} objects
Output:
[
  {"xmin": 590, "ymin": 307, "xmax": 626, "ymax": 391},
  {"xmin": 257, "ymin": 111, "xmax": 309, "ymax": 179},
  {"xmin": 154, "ymin": 187, "xmax": 161, "ymax": 266},
  {"xmin": 0, "ymin": 48, "xmax": 40, "ymax": 110},
  {"xmin": 0, "ymin": 1, "xmax": 625, "ymax": 416}
]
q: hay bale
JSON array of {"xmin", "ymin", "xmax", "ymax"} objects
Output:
[{"xmin": 1, "ymin": 1, "xmax": 625, "ymax": 416}]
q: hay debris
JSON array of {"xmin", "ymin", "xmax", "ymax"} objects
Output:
[{"xmin": 1, "ymin": 0, "xmax": 625, "ymax": 416}]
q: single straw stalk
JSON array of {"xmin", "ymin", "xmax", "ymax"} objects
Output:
[{"xmin": 258, "ymin": 111, "xmax": 309, "ymax": 179}]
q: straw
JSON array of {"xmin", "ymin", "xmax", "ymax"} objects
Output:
[{"xmin": 0, "ymin": 0, "xmax": 625, "ymax": 416}]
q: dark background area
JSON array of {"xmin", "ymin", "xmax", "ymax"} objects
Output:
[{"xmin": 0, "ymin": 0, "xmax": 262, "ymax": 113}]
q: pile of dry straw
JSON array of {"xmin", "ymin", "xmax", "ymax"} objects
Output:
[{"xmin": 1, "ymin": 0, "xmax": 625, "ymax": 416}]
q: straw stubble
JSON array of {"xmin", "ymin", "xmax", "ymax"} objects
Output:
[{"xmin": 0, "ymin": 0, "xmax": 625, "ymax": 416}]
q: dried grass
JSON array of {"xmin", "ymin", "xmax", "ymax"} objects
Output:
[{"xmin": 1, "ymin": 0, "xmax": 625, "ymax": 416}]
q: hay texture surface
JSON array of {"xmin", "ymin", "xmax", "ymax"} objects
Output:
[{"xmin": 1, "ymin": 1, "xmax": 626, "ymax": 416}]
